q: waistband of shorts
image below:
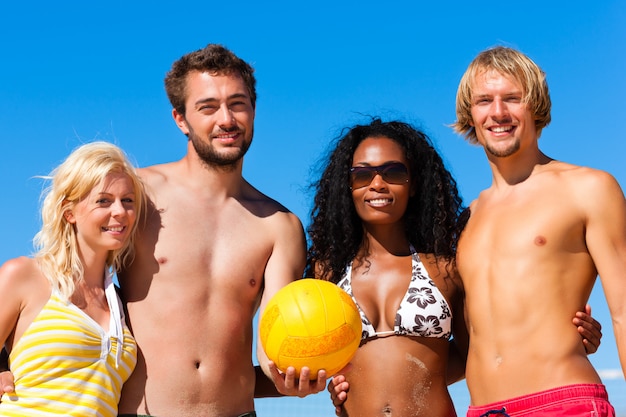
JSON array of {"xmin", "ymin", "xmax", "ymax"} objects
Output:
[
  {"xmin": 467, "ymin": 383, "xmax": 609, "ymax": 415},
  {"xmin": 118, "ymin": 414, "xmax": 151, "ymax": 417},
  {"xmin": 118, "ymin": 413, "xmax": 255, "ymax": 417}
]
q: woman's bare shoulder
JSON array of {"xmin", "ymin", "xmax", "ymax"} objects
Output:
[
  {"xmin": 0, "ymin": 257, "xmax": 47, "ymax": 304},
  {"xmin": 0, "ymin": 257, "xmax": 41, "ymax": 283}
]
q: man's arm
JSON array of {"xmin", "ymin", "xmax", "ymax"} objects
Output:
[
  {"xmin": 446, "ymin": 266, "xmax": 470, "ymax": 385},
  {"xmin": 254, "ymin": 365, "xmax": 281, "ymax": 397},
  {"xmin": 583, "ymin": 170, "xmax": 626, "ymax": 376},
  {"xmin": 0, "ymin": 348, "xmax": 7, "ymax": 371},
  {"xmin": 255, "ymin": 211, "xmax": 326, "ymax": 397}
]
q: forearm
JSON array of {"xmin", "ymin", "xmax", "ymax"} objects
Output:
[
  {"xmin": 613, "ymin": 320, "xmax": 626, "ymax": 378},
  {"xmin": 0, "ymin": 348, "xmax": 7, "ymax": 371},
  {"xmin": 254, "ymin": 365, "xmax": 284, "ymax": 397},
  {"xmin": 446, "ymin": 340, "xmax": 467, "ymax": 385}
]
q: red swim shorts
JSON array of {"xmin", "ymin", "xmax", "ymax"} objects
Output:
[{"xmin": 466, "ymin": 384, "xmax": 615, "ymax": 417}]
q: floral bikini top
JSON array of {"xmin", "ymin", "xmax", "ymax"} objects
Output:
[{"xmin": 337, "ymin": 245, "xmax": 452, "ymax": 343}]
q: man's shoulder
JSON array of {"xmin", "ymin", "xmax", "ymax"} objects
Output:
[
  {"xmin": 238, "ymin": 183, "xmax": 305, "ymax": 241},
  {"xmin": 241, "ymin": 181, "xmax": 294, "ymax": 215},
  {"xmin": 137, "ymin": 162, "xmax": 176, "ymax": 185},
  {"xmin": 547, "ymin": 162, "xmax": 620, "ymax": 192},
  {"xmin": 137, "ymin": 162, "xmax": 185, "ymax": 200},
  {"xmin": 544, "ymin": 160, "xmax": 606, "ymax": 177}
]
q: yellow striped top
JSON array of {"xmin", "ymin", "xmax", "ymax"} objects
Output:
[{"xmin": 0, "ymin": 274, "xmax": 137, "ymax": 417}]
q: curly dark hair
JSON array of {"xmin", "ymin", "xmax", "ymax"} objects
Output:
[
  {"xmin": 305, "ymin": 118, "xmax": 465, "ymax": 283},
  {"xmin": 164, "ymin": 44, "xmax": 257, "ymax": 115}
]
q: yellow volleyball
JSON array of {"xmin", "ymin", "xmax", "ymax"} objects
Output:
[{"xmin": 259, "ymin": 278, "xmax": 361, "ymax": 379}]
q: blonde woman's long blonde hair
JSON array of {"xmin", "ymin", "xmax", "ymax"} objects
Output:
[{"xmin": 34, "ymin": 141, "xmax": 145, "ymax": 299}]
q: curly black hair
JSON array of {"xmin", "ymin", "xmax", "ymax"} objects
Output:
[{"xmin": 305, "ymin": 118, "xmax": 465, "ymax": 283}]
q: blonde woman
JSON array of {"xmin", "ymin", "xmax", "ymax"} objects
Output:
[{"xmin": 0, "ymin": 141, "xmax": 145, "ymax": 416}]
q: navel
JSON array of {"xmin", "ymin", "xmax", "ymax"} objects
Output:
[{"xmin": 534, "ymin": 235, "xmax": 547, "ymax": 246}]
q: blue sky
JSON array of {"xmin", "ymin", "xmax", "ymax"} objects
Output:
[{"xmin": 1, "ymin": 1, "xmax": 624, "ymax": 415}]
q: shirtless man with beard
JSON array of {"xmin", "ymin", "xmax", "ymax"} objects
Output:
[{"xmin": 115, "ymin": 44, "xmax": 326, "ymax": 417}]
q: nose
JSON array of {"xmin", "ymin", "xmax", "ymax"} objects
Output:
[
  {"xmin": 368, "ymin": 173, "xmax": 388, "ymax": 190},
  {"xmin": 218, "ymin": 104, "xmax": 236, "ymax": 127},
  {"xmin": 111, "ymin": 199, "xmax": 126, "ymax": 218},
  {"xmin": 491, "ymin": 97, "xmax": 509, "ymax": 119}
]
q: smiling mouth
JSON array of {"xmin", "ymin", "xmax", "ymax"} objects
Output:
[
  {"xmin": 489, "ymin": 126, "xmax": 514, "ymax": 133},
  {"xmin": 103, "ymin": 226, "xmax": 125, "ymax": 232},
  {"xmin": 212, "ymin": 129, "xmax": 242, "ymax": 140},
  {"xmin": 367, "ymin": 198, "xmax": 392, "ymax": 207}
]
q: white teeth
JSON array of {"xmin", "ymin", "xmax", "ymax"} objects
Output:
[
  {"xmin": 491, "ymin": 126, "xmax": 512, "ymax": 133},
  {"xmin": 105, "ymin": 226, "xmax": 124, "ymax": 232},
  {"xmin": 215, "ymin": 133, "xmax": 238, "ymax": 138},
  {"xmin": 368, "ymin": 198, "xmax": 391, "ymax": 206}
]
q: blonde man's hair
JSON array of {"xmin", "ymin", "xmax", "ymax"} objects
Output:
[
  {"xmin": 452, "ymin": 46, "xmax": 552, "ymax": 143},
  {"xmin": 34, "ymin": 141, "xmax": 145, "ymax": 299}
]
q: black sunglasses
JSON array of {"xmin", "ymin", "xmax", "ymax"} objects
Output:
[{"xmin": 349, "ymin": 162, "xmax": 409, "ymax": 189}]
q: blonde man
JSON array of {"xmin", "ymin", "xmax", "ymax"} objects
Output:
[{"xmin": 453, "ymin": 46, "xmax": 625, "ymax": 416}]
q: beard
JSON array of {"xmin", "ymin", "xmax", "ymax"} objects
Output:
[
  {"xmin": 188, "ymin": 126, "xmax": 253, "ymax": 170},
  {"xmin": 485, "ymin": 138, "xmax": 520, "ymax": 158}
]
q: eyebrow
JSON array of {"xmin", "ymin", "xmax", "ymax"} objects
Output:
[
  {"xmin": 194, "ymin": 93, "xmax": 250, "ymax": 107},
  {"xmin": 473, "ymin": 90, "xmax": 523, "ymax": 98},
  {"xmin": 95, "ymin": 191, "xmax": 136, "ymax": 197},
  {"xmin": 351, "ymin": 160, "xmax": 405, "ymax": 167}
]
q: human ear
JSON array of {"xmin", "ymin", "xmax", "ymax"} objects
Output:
[
  {"xmin": 64, "ymin": 209, "xmax": 76, "ymax": 224},
  {"xmin": 172, "ymin": 109, "xmax": 190, "ymax": 135}
]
